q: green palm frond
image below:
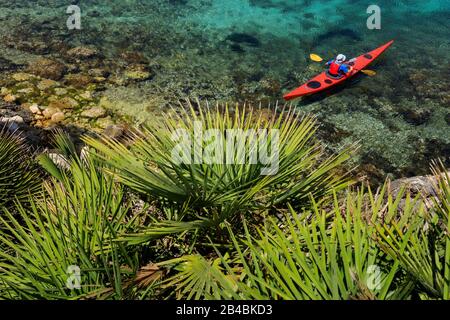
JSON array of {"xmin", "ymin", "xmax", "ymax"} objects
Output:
[
  {"xmin": 37, "ymin": 131, "xmax": 78, "ymax": 181},
  {"xmin": 430, "ymin": 160, "xmax": 450, "ymax": 226},
  {"xmin": 157, "ymin": 254, "xmax": 241, "ymax": 300},
  {"xmin": 85, "ymin": 101, "xmax": 354, "ymax": 243},
  {"xmin": 0, "ymin": 126, "xmax": 42, "ymax": 206},
  {"xmin": 157, "ymin": 186, "xmax": 417, "ymax": 300},
  {"xmin": 375, "ymin": 162, "xmax": 450, "ymax": 299},
  {"xmin": 230, "ymin": 189, "xmax": 415, "ymax": 300},
  {"xmin": 0, "ymin": 143, "xmax": 141, "ymax": 299},
  {"xmin": 430, "ymin": 162, "xmax": 450, "ymax": 298}
]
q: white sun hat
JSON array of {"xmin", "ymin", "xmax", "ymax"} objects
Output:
[{"xmin": 336, "ymin": 54, "xmax": 346, "ymax": 64}]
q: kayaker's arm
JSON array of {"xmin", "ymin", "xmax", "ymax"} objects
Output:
[{"xmin": 339, "ymin": 64, "xmax": 351, "ymax": 74}]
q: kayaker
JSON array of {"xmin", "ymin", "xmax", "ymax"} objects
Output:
[{"xmin": 326, "ymin": 54, "xmax": 353, "ymax": 77}]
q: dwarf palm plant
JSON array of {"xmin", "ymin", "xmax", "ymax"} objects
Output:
[
  {"xmin": 0, "ymin": 133, "xmax": 143, "ymax": 299},
  {"xmin": 86, "ymin": 101, "xmax": 354, "ymax": 244},
  {"xmin": 375, "ymin": 163, "xmax": 450, "ymax": 299},
  {"xmin": 0, "ymin": 127, "xmax": 41, "ymax": 207},
  {"xmin": 154, "ymin": 185, "xmax": 420, "ymax": 300}
]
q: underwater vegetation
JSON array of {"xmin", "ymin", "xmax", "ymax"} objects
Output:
[
  {"xmin": 315, "ymin": 28, "xmax": 362, "ymax": 44},
  {"xmin": 226, "ymin": 32, "xmax": 261, "ymax": 53},
  {"xmin": 0, "ymin": 127, "xmax": 41, "ymax": 207},
  {"xmin": 226, "ymin": 33, "xmax": 261, "ymax": 47},
  {"xmin": 0, "ymin": 0, "xmax": 448, "ymax": 181}
]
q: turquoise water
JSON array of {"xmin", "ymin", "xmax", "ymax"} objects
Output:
[{"xmin": 0, "ymin": 0, "xmax": 449, "ymax": 181}]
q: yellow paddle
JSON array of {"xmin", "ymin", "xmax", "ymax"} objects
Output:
[
  {"xmin": 309, "ymin": 53, "xmax": 377, "ymax": 76},
  {"xmin": 309, "ymin": 53, "xmax": 323, "ymax": 62}
]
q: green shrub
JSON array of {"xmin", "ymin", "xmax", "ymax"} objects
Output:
[
  {"xmin": 0, "ymin": 127, "xmax": 41, "ymax": 207},
  {"xmin": 85, "ymin": 101, "xmax": 354, "ymax": 245},
  {"xmin": 0, "ymin": 133, "xmax": 142, "ymax": 299},
  {"xmin": 161, "ymin": 186, "xmax": 417, "ymax": 300},
  {"xmin": 1, "ymin": 108, "xmax": 448, "ymax": 301},
  {"xmin": 375, "ymin": 162, "xmax": 450, "ymax": 299},
  {"xmin": 161, "ymin": 166, "xmax": 450, "ymax": 300}
]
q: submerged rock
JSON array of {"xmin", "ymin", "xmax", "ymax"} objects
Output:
[
  {"xmin": 81, "ymin": 106, "xmax": 106, "ymax": 119},
  {"xmin": 120, "ymin": 51, "xmax": 148, "ymax": 64},
  {"xmin": 88, "ymin": 68, "xmax": 109, "ymax": 78},
  {"xmin": 401, "ymin": 108, "xmax": 432, "ymax": 126},
  {"xmin": 316, "ymin": 28, "xmax": 361, "ymax": 43},
  {"xmin": 125, "ymin": 70, "xmax": 152, "ymax": 81},
  {"xmin": 12, "ymin": 72, "xmax": 34, "ymax": 82},
  {"xmin": 226, "ymin": 33, "xmax": 261, "ymax": 47},
  {"xmin": 3, "ymin": 94, "xmax": 17, "ymax": 103},
  {"xmin": 54, "ymin": 88, "xmax": 68, "ymax": 96},
  {"xmin": 37, "ymin": 79, "xmax": 59, "ymax": 91},
  {"xmin": 26, "ymin": 58, "xmax": 67, "ymax": 80},
  {"xmin": 259, "ymin": 77, "xmax": 281, "ymax": 96},
  {"xmin": 51, "ymin": 112, "xmax": 65, "ymax": 124},
  {"xmin": 0, "ymin": 115, "xmax": 24, "ymax": 131},
  {"xmin": 104, "ymin": 124, "xmax": 125, "ymax": 139},
  {"xmin": 64, "ymin": 73, "xmax": 94, "ymax": 88},
  {"xmin": 42, "ymin": 107, "xmax": 61, "ymax": 119},
  {"xmin": 124, "ymin": 64, "xmax": 152, "ymax": 81},
  {"xmin": 230, "ymin": 43, "xmax": 245, "ymax": 53},
  {"xmin": 0, "ymin": 87, "xmax": 11, "ymax": 96},
  {"xmin": 29, "ymin": 104, "xmax": 41, "ymax": 114},
  {"xmin": 48, "ymin": 97, "xmax": 79, "ymax": 110},
  {"xmin": 95, "ymin": 117, "xmax": 114, "ymax": 129},
  {"xmin": 78, "ymin": 91, "xmax": 93, "ymax": 101},
  {"xmin": 66, "ymin": 46, "xmax": 99, "ymax": 60},
  {"xmin": 0, "ymin": 115, "xmax": 24, "ymax": 124},
  {"xmin": 17, "ymin": 87, "xmax": 35, "ymax": 95}
]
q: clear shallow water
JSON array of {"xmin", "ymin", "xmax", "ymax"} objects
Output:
[{"xmin": 0, "ymin": 0, "xmax": 449, "ymax": 181}]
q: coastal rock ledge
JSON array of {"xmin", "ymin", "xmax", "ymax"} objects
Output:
[{"xmin": 388, "ymin": 171, "xmax": 449, "ymax": 199}]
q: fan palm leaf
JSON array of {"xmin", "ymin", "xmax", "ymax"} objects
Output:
[
  {"xmin": 0, "ymin": 126, "xmax": 41, "ymax": 207},
  {"xmin": 157, "ymin": 185, "xmax": 417, "ymax": 300},
  {"xmin": 375, "ymin": 162, "xmax": 450, "ymax": 299},
  {"xmin": 0, "ymin": 133, "xmax": 141, "ymax": 299},
  {"xmin": 85, "ymin": 101, "xmax": 354, "ymax": 243}
]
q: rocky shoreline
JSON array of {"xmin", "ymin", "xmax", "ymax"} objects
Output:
[{"xmin": 0, "ymin": 45, "xmax": 154, "ymax": 134}]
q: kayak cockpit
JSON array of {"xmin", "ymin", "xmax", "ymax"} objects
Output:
[{"xmin": 325, "ymin": 71, "xmax": 345, "ymax": 80}]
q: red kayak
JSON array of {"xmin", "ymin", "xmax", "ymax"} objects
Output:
[{"xmin": 283, "ymin": 40, "xmax": 394, "ymax": 101}]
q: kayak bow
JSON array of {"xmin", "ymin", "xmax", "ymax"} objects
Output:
[{"xmin": 283, "ymin": 40, "xmax": 394, "ymax": 101}]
